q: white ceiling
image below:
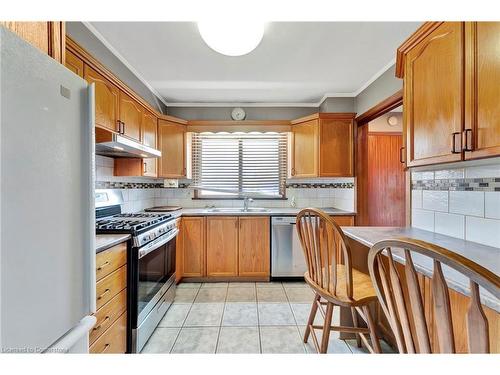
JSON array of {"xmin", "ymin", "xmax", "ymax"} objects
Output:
[{"xmin": 87, "ymin": 22, "xmax": 421, "ymax": 106}]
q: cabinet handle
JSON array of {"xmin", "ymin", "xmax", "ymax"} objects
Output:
[
  {"xmin": 93, "ymin": 316, "xmax": 110, "ymax": 331},
  {"xmin": 463, "ymin": 129, "xmax": 473, "ymax": 152},
  {"xmin": 116, "ymin": 120, "xmax": 121, "ymax": 133},
  {"xmin": 101, "ymin": 344, "xmax": 111, "ymax": 353},
  {"xmin": 451, "ymin": 132, "xmax": 461, "ymax": 154},
  {"xmin": 291, "ymin": 167, "xmax": 296, "ymax": 176},
  {"xmin": 122, "ymin": 122, "xmax": 126, "ymax": 135},
  {"xmin": 399, "ymin": 146, "xmax": 405, "ymax": 164},
  {"xmin": 97, "ymin": 288, "xmax": 111, "ymax": 300},
  {"xmin": 143, "ymin": 162, "xmax": 147, "ymax": 174},
  {"xmin": 97, "ymin": 261, "xmax": 110, "ymax": 271}
]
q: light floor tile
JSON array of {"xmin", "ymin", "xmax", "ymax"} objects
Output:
[
  {"xmin": 216, "ymin": 327, "xmax": 260, "ymax": 353},
  {"xmin": 290, "ymin": 303, "xmax": 326, "ymax": 327},
  {"xmin": 260, "ymin": 326, "xmax": 306, "ymax": 354},
  {"xmin": 284, "ymin": 287, "xmax": 314, "ymax": 303},
  {"xmin": 201, "ymin": 282, "xmax": 228, "ymax": 289},
  {"xmin": 298, "ymin": 326, "xmax": 351, "ymax": 354},
  {"xmin": 222, "ymin": 303, "xmax": 258, "ymax": 326},
  {"xmin": 344, "ymin": 339, "xmax": 396, "ymax": 354},
  {"xmin": 184, "ymin": 303, "xmax": 224, "ymax": 327},
  {"xmin": 258, "ymin": 303, "xmax": 296, "ymax": 325},
  {"xmin": 141, "ymin": 328, "xmax": 180, "ymax": 353},
  {"xmin": 174, "ymin": 288, "xmax": 199, "ymax": 303},
  {"xmin": 158, "ymin": 304, "xmax": 191, "ymax": 327},
  {"xmin": 176, "ymin": 282, "xmax": 202, "ymax": 289},
  {"xmin": 257, "ymin": 287, "xmax": 288, "ymax": 302},
  {"xmin": 171, "ymin": 327, "xmax": 219, "ymax": 354},
  {"xmin": 194, "ymin": 288, "xmax": 227, "ymax": 303},
  {"xmin": 228, "ymin": 282, "xmax": 256, "ymax": 288},
  {"xmin": 256, "ymin": 281, "xmax": 283, "ymax": 288},
  {"xmin": 282, "ymin": 281, "xmax": 308, "ymax": 288},
  {"xmin": 226, "ymin": 287, "xmax": 257, "ymax": 302}
]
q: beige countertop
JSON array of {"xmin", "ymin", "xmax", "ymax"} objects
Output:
[
  {"xmin": 342, "ymin": 226, "xmax": 500, "ymax": 312},
  {"xmin": 173, "ymin": 207, "xmax": 355, "ymax": 217},
  {"xmin": 95, "ymin": 234, "xmax": 131, "ymax": 254}
]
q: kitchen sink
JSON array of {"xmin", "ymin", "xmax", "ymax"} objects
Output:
[{"xmin": 204, "ymin": 207, "xmax": 270, "ymax": 213}]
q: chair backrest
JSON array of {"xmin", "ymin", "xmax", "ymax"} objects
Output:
[
  {"xmin": 296, "ymin": 208, "xmax": 353, "ymax": 300},
  {"xmin": 368, "ymin": 238, "xmax": 500, "ymax": 353}
]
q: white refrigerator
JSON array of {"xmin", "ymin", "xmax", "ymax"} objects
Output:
[{"xmin": 0, "ymin": 27, "xmax": 96, "ymax": 353}]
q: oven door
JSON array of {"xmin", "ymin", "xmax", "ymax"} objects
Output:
[{"xmin": 137, "ymin": 228, "xmax": 177, "ymax": 325}]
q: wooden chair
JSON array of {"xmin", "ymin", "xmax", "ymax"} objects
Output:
[
  {"xmin": 368, "ymin": 238, "xmax": 500, "ymax": 353},
  {"xmin": 296, "ymin": 208, "xmax": 381, "ymax": 354}
]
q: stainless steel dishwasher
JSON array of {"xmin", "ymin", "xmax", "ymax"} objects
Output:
[{"xmin": 271, "ymin": 216, "xmax": 308, "ymax": 278}]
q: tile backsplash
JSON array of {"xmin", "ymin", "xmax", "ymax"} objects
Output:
[
  {"xmin": 95, "ymin": 155, "xmax": 355, "ymax": 212},
  {"xmin": 411, "ymin": 159, "xmax": 500, "ymax": 248}
]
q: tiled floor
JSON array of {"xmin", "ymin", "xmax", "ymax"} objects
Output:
[{"xmin": 141, "ymin": 281, "xmax": 394, "ymax": 354}]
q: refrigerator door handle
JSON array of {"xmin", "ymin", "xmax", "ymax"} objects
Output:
[
  {"xmin": 88, "ymin": 83, "xmax": 97, "ymax": 314},
  {"xmin": 44, "ymin": 315, "xmax": 96, "ymax": 353}
]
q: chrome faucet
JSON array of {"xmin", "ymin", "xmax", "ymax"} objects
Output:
[{"xmin": 243, "ymin": 196, "xmax": 253, "ymax": 211}]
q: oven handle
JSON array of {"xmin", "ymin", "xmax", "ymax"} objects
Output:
[{"xmin": 138, "ymin": 228, "xmax": 179, "ymax": 259}]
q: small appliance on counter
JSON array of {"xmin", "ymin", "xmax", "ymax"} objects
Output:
[
  {"xmin": 144, "ymin": 206, "xmax": 182, "ymax": 212},
  {"xmin": 95, "ymin": 190, "xmax": 178, "ymax": 353}
]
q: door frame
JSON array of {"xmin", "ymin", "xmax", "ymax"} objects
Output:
[{"xmin": 355, "ymin": 89, "xmax": 410, "ymax": 226}]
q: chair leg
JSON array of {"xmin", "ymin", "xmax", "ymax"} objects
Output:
[
  {"xmin": 350, "ymin": 307, "xmax": 362, "ymax": 348},
  {"xmin": 320, "ymin": 302, "xmax": 334, "ymax": 353},
  {"xmin": 363, "ymin": 305, "xmax": 381, "ymax": 353},
  {"xmin": 303, "ymin": 293, "xmax": 321, "ymax": 343}
]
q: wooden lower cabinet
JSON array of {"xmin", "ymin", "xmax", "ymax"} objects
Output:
[
  {"xmin": 238, "ymin": 217, "xmax": 270, "ymax": 277},
  {"xmin": 331, "ymin": 215, "xmax": 354, "ymax": 226},
  {"xmin": 206, "ymin": 217, "xmax": 239, "ymax": 277},
  {"xmin": 89, "ymin": 312, "xmax": 127, "ymax": 354},
  {"xmin": 182, "ymin": 217, "xmax": 206, "ymax": 277},
  {"xmin": 92, "ymin": 242, "xmax": 128, "ymax": 353}
]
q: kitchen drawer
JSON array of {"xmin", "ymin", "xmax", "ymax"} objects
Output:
[
  {"xmin": 96, "ymin": 265, "xmax": 127, "ymax": 310},
  {"xmin": 89, "ymin": 312, "xmax": 127, "ymax": 354},
  {"xmin": 90, "ymin": 288, "xmax": 127, "ymax": 345},
  {"xmin": 96, "ymin": 242, "xmax": 127, "ymax": 281}
]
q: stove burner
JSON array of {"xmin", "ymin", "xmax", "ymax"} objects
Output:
[{"xmin": 95, "ymin": 212, "xmax": 173, "ymax": 234}]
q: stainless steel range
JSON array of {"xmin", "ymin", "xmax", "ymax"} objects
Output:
[{"xmin": 95, "ymin": 189, "xmax": 178, "ymax": 353}]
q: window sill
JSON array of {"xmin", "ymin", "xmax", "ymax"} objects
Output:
[{"xmin": 192, "ymin": 197, "xmax": 288, "ymax": 201}]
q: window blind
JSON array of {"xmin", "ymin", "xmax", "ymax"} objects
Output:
[{"xmin": 191, "ymin": 132, "xmax": 288, "ymax": 198}]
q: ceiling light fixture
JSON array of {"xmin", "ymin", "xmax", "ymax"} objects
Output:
[{"xmin": 197, "ymin": 21, "xmax": 265, "ymax": 57}]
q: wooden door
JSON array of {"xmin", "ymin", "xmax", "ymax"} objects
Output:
[
  {"xmin": 465, "ymin": 22, "xmax": 500, "ymax": 159},
  {"xmin": 119, "ymin": 91, "xmax": 142, "ymax": 141},
  {"xmin": 84, "ymin": 65, "xmax": 119, "ymax": 133},
  {"xmin": 291, "ymin": 119, "xmax": 319, "ymax": 177},
  {"xmin": 367, "ymin": 133, "xmax": 406, "ymax": 226},
  {"xmin": 405, "ymin": 22, "xmax": 464, "ymax": 167},
  {"xmin": 158, "ymin": 119, "xmax": 186, "ymax": 178},
  {"xmin": 206, "ymin": 217, "xmax": 239, "ymax": 277},
  {"xmin": 182, "ymin": 217, "xmax": 206, "ymax": 277},
  {"xmin": 238, "ymin": 217, "xmax": 270, "ymax": 277},
  {"xmin": 65, "ymin": 49, "xmax": 84, "ymax": 78},
  {"xmin": 319, "ymin": 118, "xmax": 354, "ymax": 176}
]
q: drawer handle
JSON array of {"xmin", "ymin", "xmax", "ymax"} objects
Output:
[
  {"xmin": 451, "ymin": 132, "xmax": 461, "ymax": 154},
  {"xmin": 101, "ymin": 343, "xmax": 111, "ymax": 353},
  {"xmin": 97, "ymin": 288, "xmax": 111, "ymax": 300},
  {"xmin": 93, "ymin": 316, "xmax": 110, "ymax": 331},
  {"xmin": 97, "ymin": 261, "xmax": 110, "ymax": 271}
]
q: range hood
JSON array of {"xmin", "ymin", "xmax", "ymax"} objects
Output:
[{"xmin": 95, "ymin": 133, "xmax": 161, "ymax": 158}]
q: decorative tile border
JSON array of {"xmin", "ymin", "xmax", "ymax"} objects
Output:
[
  {"xmin": 286, "ymin": 182, "xmax": 354, "ymax": 189},
  {"xmin": 412, "ymin": 177, "xmax": 500, "ymax": 191},
  {"xmin": 96, "ymin": 181, "xmax": 192, "ymax": 189}
]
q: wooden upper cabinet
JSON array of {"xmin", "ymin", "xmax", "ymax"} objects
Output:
[
  {"xmin": 182, "ymin": 217, "xmax": 206, "ymax": 277},
  {"xmin": 291, "ymin": 118, "xmax": 319, "ymax": 177},
  {"xmin": 404, "ymin": 22, "xmax": 464, "ymax": 167},
  {"xmin": 119, "ymin": 91, "xmax": 142, "ymax": 141},
  {"xmin": 238, "ymin": 217, "xmax": 270, "ymax": 277},
  {"xmin": 206, "ymin": 217, "xmax": 239, "ymax": 277},
  {"xmin": 1, "ymin": 22, "xmax": 65, "ymax": 63},
  {"xmin": 319, "ymin": 116, "xmax": 354, "ymax": 176},
  {"xmin": 65, "ymin": 49, "xmax": 84, "ymax": 78},
  {"xmin": 464, "ymin": 22, "xmax": 500, "ymax": 159},
  {"xmin": 84, "ymin": 65, "xmax": 120, "ymax": 133},
  {"xmin": 142, "ymin": 110, "xmax": 157, "ymax": 148},
  {"xmin": 158, "ymin": 119, "xmax": 186, "ymax": 178}
]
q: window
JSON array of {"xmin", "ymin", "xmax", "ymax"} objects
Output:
[{"xmin": 192, "ymin": 132, "xmax": 287, "ymax": 198}]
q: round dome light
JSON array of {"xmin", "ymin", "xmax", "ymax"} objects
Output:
[{"xmin": 197, "ymin": 21, "xmax": 264, "ymax": 56}]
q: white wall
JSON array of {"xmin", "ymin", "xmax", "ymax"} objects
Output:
[
  {"xmin": 368, "ymin": 112, "xmax": 403, "ymax": 132},
  {"xmin": 411, "ymin": 159, "xmax": 500, "ymax": 248}
]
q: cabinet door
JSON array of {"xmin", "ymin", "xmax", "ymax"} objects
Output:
[
  {"xmin": 119, "ymin": 91, "xmax": 142, "ymax": 141},
  {"xmin": 182, "ymin": 217, "xmax": 206, "ymax": 277},
  {"xmin": 65, "ymin": 49, "xmax": 84, "ymax": 78},
  {"xmin": 291, "ymin": 119, "xmax": 319, "ymax": 177},
  {"xmin": 465, "ymin": 22, "xmax": 500, "ymax": 159},
  {"xmin": 84, "ymin": 65, "xmax": 120, "ymax": 133},
  {"xmin": 319, "ymin": 118, "xmax": 354, "ymax": 176},
  {"xmin": 142, "ymin": 159, "xmax": 157, "ymax": 178},
  {"xmin": 142, "ymin": 110, "xmax": 157, "ymax": 148},
  {"xmin": 206, "ymin": 217, "xmax": 239, "ymax": 277},
  {"xmin": 158, "ymin": 119, "xmax": 186, "ymax": 178},
  {"xmin": 238, "ymin": 217, "xmax": 270, "ymax": 277},
  {"xmin": 405, "ymin": 22, "xmax": 464, "ymax": 167}
]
